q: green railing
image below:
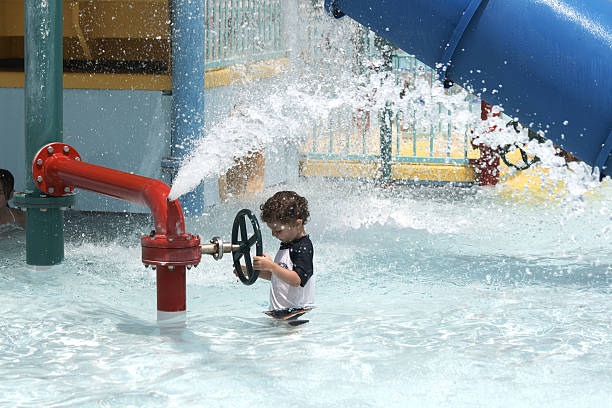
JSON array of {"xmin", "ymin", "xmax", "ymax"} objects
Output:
[
  {"xmin": 205, "ymin": 0, "xmax": 286, "ymax": 69},
  {"xmin": 302, "ymin": 51, "xmax": 480, "ymax": 168},
  {"xmin": 393, "ymin": 52, "xmax": 477, "ymax": 165}
]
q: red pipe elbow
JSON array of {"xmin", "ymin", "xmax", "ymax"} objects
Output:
[{"xmin": 33, "ymin": 144, "xmax": 183, "ymax": 235}]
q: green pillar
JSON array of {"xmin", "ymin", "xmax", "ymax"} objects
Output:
[
  {"xmin": 24, "ymin": 207, "xmax": 65, "ymax": 265},
  {"xmin": 379, "ymin": 103, "xmax": 393, "ymax": 182},
  {"xmin": 22, "ymin": 0, "xmax": 66, "ymax": 265}
]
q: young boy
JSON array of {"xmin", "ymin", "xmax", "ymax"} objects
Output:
[
  {"xmin": 247, "ymin": 191, "xmax": 315, "ymax": 311},
  {"xmin": 0, "ymin": 169, "xmax": 25, "ymax": 231}
]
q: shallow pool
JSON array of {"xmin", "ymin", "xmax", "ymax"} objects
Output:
[{"xmin": 1, "ymin": 179, "xmax": 611, "ymax": 407}]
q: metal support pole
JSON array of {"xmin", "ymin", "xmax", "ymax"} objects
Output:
[
  {"xmin": 22, "ymin": 0, "xmax": 69, "ymax": 265},
  {"xmin": 157, "ymin": 266, "xmax": 186, "ymax": 312},
  {"xmin": 167, "ymin": 0, "xmax": 207, "ymax": 215}
]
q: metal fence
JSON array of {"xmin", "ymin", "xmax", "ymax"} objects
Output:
[
  {"xmin": 393, "ymin": 52, "xmax": 478, "ymax": 165},
  {"xmin": 301, "ymin": 51, "xmax": 480, "ymax": 168},
  {"xmin": 204, "ymin": 0, "xmax": 286, "ymax": 69}
]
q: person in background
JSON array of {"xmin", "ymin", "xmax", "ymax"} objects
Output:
[{"xmin": 0, "ymin": 169, "xmax": 26, "ymax": 231}]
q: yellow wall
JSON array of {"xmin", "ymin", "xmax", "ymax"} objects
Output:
[{"xmin": 0, "ymin": 0, "xmax": 170, "ymax": 59}]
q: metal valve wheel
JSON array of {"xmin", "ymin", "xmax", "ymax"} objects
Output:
[
  {"xmin": 231, "ymin": 209, "xmax": 263, "ymax": 285},
  {"xmin": 498, "ymin": 120, "xmax": 541, "ymax": 171}
]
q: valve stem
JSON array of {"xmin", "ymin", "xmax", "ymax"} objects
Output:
[{"xmin": 201, "ymin": 236, "xmax": 240, "ymax": 260}]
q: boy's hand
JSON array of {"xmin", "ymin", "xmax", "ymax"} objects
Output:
[{"xmin": 253, "ymin": 254, "xmax": 275, "ymax": 272}]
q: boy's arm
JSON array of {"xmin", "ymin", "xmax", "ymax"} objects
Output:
[
  {"xmin": 268, "ymin": 263, "xmax": 301, "ymax": 286},
  {"xmin": 234, "ymin": 265, "xmax": 271, "ymax": 281},
  {"xmin": 253, "ymin": 254, "xmax": 301, "ymax": 287},
  {"xmin": 258, "ymin": 270, "xmax": 272, "ymax": 280}
]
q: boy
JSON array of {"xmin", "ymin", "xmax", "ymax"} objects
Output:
[
  {"xmin": 237, "ymin": 191, "xmax": 315, "ymax": 311},
  {"xmin": 0, "ymin": 169, "xmax": 25, "ymax": 231}
]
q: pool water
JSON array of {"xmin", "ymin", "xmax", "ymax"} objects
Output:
[{"xmin": 1, "ymin": 179, "xmax": 611, "ymax": 407}]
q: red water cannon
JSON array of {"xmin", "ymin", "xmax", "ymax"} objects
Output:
[{"xmin": 31, "ymin": 142, "xmax": 202, "ymax": 313}]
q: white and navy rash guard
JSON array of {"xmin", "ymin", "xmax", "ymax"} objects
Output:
[{"xmin": 269, "ymin": 235, "xmax": 315, "ymax": 311}]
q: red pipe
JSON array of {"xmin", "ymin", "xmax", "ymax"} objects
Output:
[
  {"xmin": 32, "ymin": 143, "xmax": 201, "ymax": 313},
  {"xmin": 43, "ymin": 154, "xmax": 183, "ymax": 235},
  {"xmin": 157, "ymin": 266, "xmax": 187, "ymax": 312}
]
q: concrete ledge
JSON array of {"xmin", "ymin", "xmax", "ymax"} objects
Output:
[
  {"xmin": 205, "ymin": 57, "xmax": 289, "ymax": 88},
  {"xmin": 300, "ymin": 158, "xmax": 475, "ymax": 183},
  {"xmin": 393, "ymin": 162, "xmax": 475, "ymax": 183},
  {"xmin": 300, "ymin": 159, "xmax": 381, "ymax": 179}
]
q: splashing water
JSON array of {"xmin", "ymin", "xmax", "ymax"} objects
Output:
[
  {"xmin": 168, "ymin": 6, "xmax": 483, "ymax": 200},
  {"xmin": 168, "ymin": 1, "xmax": 604, "ymax": 202},
  {"xmin": 168, "ymin": 75, "xmax": 367, "ymax": 200},
  {"xmin": 472, "ymin": 111, "xmax": 602, "ymax": 199},
  {"xmin": 168, "ymin": 8, "xmax": 366, "ymax": 200}
]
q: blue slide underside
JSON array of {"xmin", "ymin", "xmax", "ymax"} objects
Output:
[{"xmin": 325, "ymin": 0, "xmax": 612, "ymax": 177}]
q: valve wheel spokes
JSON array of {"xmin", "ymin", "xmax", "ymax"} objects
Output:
[
  {"xmin": 499, "ymin": 144, "xmax": 539, "ymax": 171},
  {"xmin": 231, "ymin": 209, "xmax": 263, "ymax": 285},
  {"xmin": 499, "ymin": 120, "xmax": 541, "ymax": 171}
]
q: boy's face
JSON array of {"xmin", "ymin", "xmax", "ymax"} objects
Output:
[{"xmin": 266, "ymin": 220, "xmax": 303, "ymax": 243}]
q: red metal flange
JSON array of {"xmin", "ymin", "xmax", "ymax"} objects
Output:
[
  {"xmin": 32, "ymin": 142, "xmax": 82, "ymax": 195},
  {"xmin": 141, "ymin": 234, "xmax": 202, "ymax": 267}
]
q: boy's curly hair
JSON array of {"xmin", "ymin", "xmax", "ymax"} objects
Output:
[{"xmin": 260, "ymin": 191, "xmax": 309, "ymax": 225}]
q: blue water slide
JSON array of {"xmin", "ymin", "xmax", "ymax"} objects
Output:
[{"xmin": 325, "ymin": 0, "xmax": 612, "ymax": 177}]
